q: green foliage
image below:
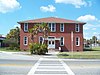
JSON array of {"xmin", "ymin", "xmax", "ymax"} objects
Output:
[
  {"xmin": 29, "ymin": 43, "xmax": 48, "ymax": 55},
  {"xmin": 29, "ymin": 23, "xmax": 50, "ymax": 43},
  {"xmin": 4, "ymin": 37, "xmax": 20, "ymax": 50},
  {"xmin": 5, "ymin": 27, "xmax": 20, "ymax": 50}
]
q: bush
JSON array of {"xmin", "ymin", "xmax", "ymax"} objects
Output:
[
  {"xmin": 29, "ymin": 43, "xmax": 48, "ymax": 55},
  {"xmin": 4, "ymin": 38, "xmax": 20, "ymax": 50}
]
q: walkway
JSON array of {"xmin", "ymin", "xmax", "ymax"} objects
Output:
[{"xmin": 27, "ymin": 51, "xmax": 75, "ymax": 75}]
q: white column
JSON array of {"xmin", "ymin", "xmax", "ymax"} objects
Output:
[{"xmin": 71, "ymin": 31, "xmax": 73, "ymax": 52}]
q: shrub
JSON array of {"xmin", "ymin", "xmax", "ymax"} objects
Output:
[
  {"xmin": 29, "ymin": 43, "xmax": 48, "ymax": 55},
  {"xmin": 4, "ymin": 38, "xmax": 20, "ymax": 50}
]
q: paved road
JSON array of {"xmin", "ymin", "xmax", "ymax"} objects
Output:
[
  {"xmin": 0, "ymin": 51, "xmax": 100, "ymax": 75},
  {"xmin": 63, "ymin": 59, "xmax": 100, "ymax": 75},
  {"xmin": 0, "ymin": 52, "xmax": 40, "ymax": 75}
]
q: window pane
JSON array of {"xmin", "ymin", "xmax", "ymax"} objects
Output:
[
  {"xmin": 60, "ymin": 23, "xmax": 64, "ymax": 32},
  {"xmin": 24, "ymin": 37, "xmax": 28, "ymax": 45},
  {"xmin": 52, "ymin": 41, "xmax": 54, "ymax": 45},
  {"xmin": 52, "ymin": 23, "xmax": 55, "ymax": 32},
  {"xmin": 49, "ymin": 41, "xmax": 51, "ymax": 44},
  {"xmin": 48, "ymin": 23, "xmax": 51, "ymax": 30},
  {"xmin": 60, "ymin": 37, "xmax": 64, "ymax": 46},
  {"xmin": 76, "ymin": 37, "xmax": 79, "ymax": 46},
  {"xmin": 75, "ymin": 24, "xmax": 79, "ymax": 32},
  {"xmin": 40, "ymin": 37, "xmax": 43, "ymax": 44},
  {"xmin": 24, "ymin": 23, "xmax": 28, "ymax": 31}
]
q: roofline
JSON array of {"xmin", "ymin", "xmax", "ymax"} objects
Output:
[
  {"xmin": 18, "ymin": 22, "xmax": 86, "ymax": 24},
  {"xmin": 17, "ymin": 17, "xmax": 86, "ymax": 24}
]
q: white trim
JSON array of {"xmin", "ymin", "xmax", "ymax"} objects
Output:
[
  {"xmin": 75, "ymin": 24, "xmax": 80, "ymax": 32},
  {"xmin": 71, "ymin": 31, "xmax": 73, "ymax": 52},
  {"xmin": 60, "ymin": 23, "xmax": 64, "ymax": 32},
  {"xmin": 23, "ymin": 36, "xmax": 28, "ymax": 46},
  {"xmin": 24, "ymin": 23, "xmax": 28, "ymax": 32},
  {"xmin": 60, "ymin": 37, "xmax": 64, "ymax": 46},
  {"xmin": 39, "ymin": 36, "xmax": 43, "ymax": 44},
  {"xmin": 76, "ymin": 37, "xmax": 80, "ymax": 46}
]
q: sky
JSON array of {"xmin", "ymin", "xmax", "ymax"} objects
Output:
[{"xmin": 0, "ymin": 0, "xmax": 100, "ymax": 39}]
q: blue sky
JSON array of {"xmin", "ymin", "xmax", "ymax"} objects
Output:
[{"xmin": 0, "ymin": 0, "xmax": 100, "ymax": 39}]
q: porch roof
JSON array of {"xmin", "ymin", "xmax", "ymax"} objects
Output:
[{"xmin": 45, "ymin": 38, "xmax": 60, "ymax": 41}]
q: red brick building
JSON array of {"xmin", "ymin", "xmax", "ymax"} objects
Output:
[{"xmin": 18, "ymin": 17, "xmax": 86, "ymax": 52}]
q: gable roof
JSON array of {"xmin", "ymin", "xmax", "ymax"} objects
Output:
[{"xmin": 18, "ymin": 17, "xmax": 86, "ymax": 24}]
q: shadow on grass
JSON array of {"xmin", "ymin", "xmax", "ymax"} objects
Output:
[
  {"xmin": 58, "ymin": 53, "xmax": 69, "ymax": 56},
  {"xmin": 83, "ymin": 48, "xmax": 99, "ymax": 51}
]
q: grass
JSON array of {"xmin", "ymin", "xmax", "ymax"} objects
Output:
[
  {"xmin": 0, "ymin": 47, "xmax": 21, "ymax": 52},
  {"xmin": 57, "ymin": 47, "xmax": 100, "ymax": 59}
]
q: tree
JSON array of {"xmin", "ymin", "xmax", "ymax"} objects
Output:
[
  {"xmin": 6, "ymin": 27, "xmax": 20, "ymax": 44},
  {"xmin": 92, "ymin": 36, "xmax": 97, "ymax": 46},
  {"xmin": 29, "ymin": 23, "xmax": 50, "ymax": 44},
  {"xmin": 5, "ymin": 27, "xmax": 20, "ymax": 50},
  {"xmin": 29, "ymin": 23, "xmax": 50, "ymax": 54}
]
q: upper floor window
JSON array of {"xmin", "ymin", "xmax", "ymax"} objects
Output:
[
  {"xmin": 39, "ymin": 36, "xmax": 43, "ymax": 44},
  {"xmin": 76, "ymin": 37, "xmax": 80, "ymax": 46},
  {"xmin": 24, "ymin": 23, "xmax": 28, "ymax": 32},
  {"xmin": 60, "ymin": 23, "xmax": 64, "ymax": 32},
  {"xmin": 24, "ymin": 36, "xmax": 28, "ymax": 45},
  {"xmin": 75, "ymin": 24, "xmax": 80, "ymax": 32},
  {"xmin": 60, "ymin": 37, "xmax": 64, "ymax": 46},
  {"xmin": 48, "ymin": 23, "xmax": 56, "ymax": 32}
]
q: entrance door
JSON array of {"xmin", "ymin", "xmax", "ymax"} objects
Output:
[{"xmin": 48, "ymin": 40, "xmax": 55, "ymax": 49}]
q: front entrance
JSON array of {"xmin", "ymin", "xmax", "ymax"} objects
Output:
[{"xmin": 48, "ymin": 40, "xmax": 55, "ymax": 49}]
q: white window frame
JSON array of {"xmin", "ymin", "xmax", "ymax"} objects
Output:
[
  {"xmin": 76, "ymin": 37, "xmax": 80, "ymax": 46},
  {"xmin": 75, "ymin": 24, "xmax": 80, "ymax": 32},
  {"xmin": 24, "ymin": 36, "xmax": 28, "ymax": 45},
  {"xmin": 60, "ymin": 23, "xmax": 64, "ymax": 32},
  {"xmin": 39, "ymin": 36, "xmax": 43, "ymax": 44},
  {"xmin": 60, "ymin": 37, "xmax": 64, "ymax": 46},
  {"xmin": 48, "ymin": 23, "xmax": 56, "ymax": 32},
  {"xmin": 24, "ymin": 23, "xmax": 28, "ymax": 32}
]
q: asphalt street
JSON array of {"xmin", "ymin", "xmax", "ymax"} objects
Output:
[
  {"xmin": 0, "ymin": 52, "xmax": 100, "ymax": 75},
  {"xmin": 0, "ymin": 52, "xmax": 39, "ymax": 75},
  {"xmin": 63, "ymin": 59, "xmax": 100, "ymax": 75}
]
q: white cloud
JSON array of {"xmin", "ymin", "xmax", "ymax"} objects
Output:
[
  {"xmin": 55, "ymin": 0, "xmax": 88, "ymax": 8},
  {"xmin": 0, "ymin": 0, "xmax": 21, "ymax": 13},
  {"xmin": 77, "ymin": 14, "xmax": 97, "ymax": 22},
  {"xmin": 77, "ymin": 15, "xmax": 100, "ymax": 39},
  {"xmin": 83, "ymin": 26, "xmax": 89, "ymax": 30},
  {"xmin": 40, "ymin": 5, "xmax": 56, "ymax": 12}
]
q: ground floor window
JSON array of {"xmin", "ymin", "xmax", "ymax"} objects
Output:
[
  {"xmin": 76, "ymin": 37, "xmax": 80, "ymax": 46},
  {"xmin": 24, "ymin": 36, "xmax": 28, "ymax": 45},
  {"xmin": 39, "ymin": 36, "xmax": 43, "ymax": 44},
  {"xmin": 60, "ymin": 37, "xmax": 64, "ymax": 46}
]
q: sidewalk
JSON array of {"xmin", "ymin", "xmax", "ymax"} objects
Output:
[{"xmin": 0, "ymin": 51, "xmax": 30, "ymax": 55}]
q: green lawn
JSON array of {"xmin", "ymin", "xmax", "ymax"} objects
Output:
[
  {"xmin": 0, "ymin": 47, "xmax": 21, "ymax": 52},
  {"xmin": 57, "ymin": 47, "xmax": 100, "ymax": 59}
]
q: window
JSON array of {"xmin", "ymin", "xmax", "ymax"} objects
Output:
[
  {"xmin": 24, "ymin": 23, "xmax": 28, "ymax": 32},
  {"xmin": 60, "ymin": 37, "xmax": 64, "ymax": 46},
  {"xmin": 76, "ymin": 37, "xmax": 80, "ymax": 46},
  {"xmin": 48, "ymin": 23, "xmax": 56, "ymax": 32},
  {"xmin": 39, "ymin": 36, "xmax": 43, "ymax": 44},
  {"xmin": 24, "ymin": 36, "xmax": 28, "ymax": 45},
  {"xmin": 60, "ymin": 23, "xmax": 64, "ymax": 32},
  {"xmin": 75, "ymin": 24, "xmax": 80, "ymax": 32}
]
